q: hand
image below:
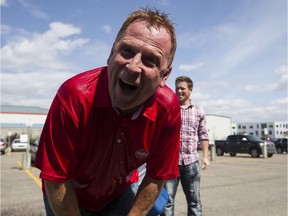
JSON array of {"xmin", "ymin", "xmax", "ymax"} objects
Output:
[{"xmin": 201, "ymin": 157, "xmax": 209, "ymax": 170}]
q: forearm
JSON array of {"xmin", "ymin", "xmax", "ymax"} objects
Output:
[
  {"xmin": 45, "ymin": 180, "xmax": 81, "ymax": 216},
  {"xmin": 200, "ymin": 139, "xmax": 209, "ymax": 158},
  {"xmin": 200, "ymin": 139, "xmax": 210, "ymax": 169},
  {"xmin": 128, "ymin": 174, "xmax": 164, "ymax": 216}
]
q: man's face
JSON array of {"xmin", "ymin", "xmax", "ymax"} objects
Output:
[
  {"xmin": 107, "ymin": 20, "xmax": 172, "ymax": 113},
  {"xmin": 175, "ymin": 81, "xmax": 192, "ymax": 105}
]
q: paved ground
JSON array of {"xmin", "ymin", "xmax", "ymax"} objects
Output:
[
  {"xmin": 175, "ymin": 153, "xmax": 288, "ymax": 216},
  {"xmin": 1, "ymin": 151, "xmax": 287, "ymax": 215},
  {"xmin": 1, "ymin": 151, "xmax": 45, "ymax": 216}
]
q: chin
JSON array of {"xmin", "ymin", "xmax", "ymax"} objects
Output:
[{"xmin": 112, "ymin": 99, "xmax": 129, "ymax": 110}]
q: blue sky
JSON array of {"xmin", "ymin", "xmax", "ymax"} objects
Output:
[{"xmin": 1, "ymin": 0, "xmax": 287, "ymax": 123}]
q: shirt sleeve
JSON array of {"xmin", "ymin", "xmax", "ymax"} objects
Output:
[
  {"xmin": 198, "ymin": 106, "xmax": 209, "ymax": 141},
  {"xmin": 35, "ymin": 91, "xmax": 81, "ymax": 182}
]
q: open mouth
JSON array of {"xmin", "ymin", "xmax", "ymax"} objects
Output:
[{"xmin": 119, "ymin": 79, "xmax": 138, "ymax": 91}]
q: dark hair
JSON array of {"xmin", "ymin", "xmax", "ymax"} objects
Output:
[
  {"xmin": 175, "ymin": 76, "xmax": 193, "ymax": 90},
  {"xmin": 115, "ymin": 7, "xmax": 177, "ymax": 68}
]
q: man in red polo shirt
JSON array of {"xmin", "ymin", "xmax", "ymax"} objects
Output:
[{"xmin": 35, "ymin": 7, "xmax": 181, "ymax": 216}]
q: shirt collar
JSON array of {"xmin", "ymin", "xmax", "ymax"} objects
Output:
[{"xmin": 180, "ymin": 100, "xmax": 193, "ymax": 109}]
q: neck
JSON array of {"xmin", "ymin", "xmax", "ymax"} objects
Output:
[
  {"xmin": 180, "ymin": 100, "xmax": 190, "ymax": 108},
  {"xmin": 113, "ymin": 104, "xmax": 143, "ymax": 116}
]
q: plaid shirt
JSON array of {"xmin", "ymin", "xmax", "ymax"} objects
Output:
[{"xmin": 179, "ymin": 103, "xmax": 209, "ymax": 165}]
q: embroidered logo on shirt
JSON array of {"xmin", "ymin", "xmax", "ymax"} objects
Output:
[{"xmin": 135, "ymin": 149, "xmax": 149, "ymax": 159}]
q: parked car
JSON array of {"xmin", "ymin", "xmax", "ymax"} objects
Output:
[
  {"xmin": 215, "ymin": 134, "xmax": 276, "ymax": 158},
  {"xmin": 274, "ymin": 138, "xmax": 287, "ymax": 154},
  {"xmin": 11, "ymin": 139, "xmax": 28, "ymax": 151},
  {"xmin": 0, "ymin": 138, "xmax": 8, "ymax": 154},
  {"xmin": 30, "ymin": 137, "xmax": 39, "ymax": 163}
]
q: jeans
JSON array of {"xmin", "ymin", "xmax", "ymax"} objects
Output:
[
  {"xmin": 44, "ymin": 183, "xmax": 138, "ymax": 216},
  {"xmin": 162, "ymin": 161, "xmax": 202, "ymax": 216}
]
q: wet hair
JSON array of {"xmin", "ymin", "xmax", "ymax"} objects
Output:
[
  {"xmin": 175, "ymin": 76, "xmax": 193, "ymax": 90},
  {"xmin": 115, "ymin": 6, "xmax": 177, "ymax": 68}
]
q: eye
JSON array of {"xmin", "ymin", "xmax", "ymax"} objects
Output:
[
  {"xmin": 142, "ymin": 56, "xmax": 159, "ymax": 68},
  {"xmin": 118, "ymin": 45, "xmax": 135, "ymax": 59}
]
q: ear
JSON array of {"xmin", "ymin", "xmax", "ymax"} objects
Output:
[{"xmin": 159, "ymin": 67, "xmax": 172, "ymax": 87}]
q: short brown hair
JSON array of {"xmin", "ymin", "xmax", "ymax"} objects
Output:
[
  {"xmin": 175, "ymin": 76, "xmax": 193, "ymax": 90},
  {"xmin": 115, "ymin": 7, "xmax": 177, "ymax": 68}
]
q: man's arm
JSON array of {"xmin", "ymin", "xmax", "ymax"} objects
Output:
[
  {"xmin": 45, "ymin": 180, "xmax": 81, "ymax": 216},
  {"xmin": 128, "ymin": 174, "xmax": 164, "ymax": 216},
  {"xmin": 200, "ymin": 139, "xmax": 210, "ymax": 169}
]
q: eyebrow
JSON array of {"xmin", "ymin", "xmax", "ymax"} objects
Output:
[{"xmin": 117, "ymin": 40, "xmax": 163, "ymax": 61}]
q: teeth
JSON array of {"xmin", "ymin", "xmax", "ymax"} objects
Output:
[{"xmin": 122, "ymin": 79, "xmax": 136, "ymax": 86}]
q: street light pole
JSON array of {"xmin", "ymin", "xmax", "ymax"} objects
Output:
[
  {"xmin": 7, "ymin": 131, "xmax": 12, "ymax": 156},
  {"xmin": 25, "ymin": 120, "xmax": 33, "ymax": 169}
]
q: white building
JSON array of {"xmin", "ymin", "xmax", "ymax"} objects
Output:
[
  {"xmin": 2, "ymin": 105, "xmax": 286, "ymax": 142},
  {"xmin": 237, "ymin": 121, "xmax": 288, "ymax": 139},
  {"xmin": 206, "ymin": 114, "xmax": 231, "ymax": 141},
  {"xmin": 0, "ymin": 105, "xmax": 48, "ymax": 140}
]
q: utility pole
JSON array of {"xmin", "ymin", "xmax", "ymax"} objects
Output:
[{"xmin": 24, "ymin": 120, "xmax": 33, "ymax": 169}]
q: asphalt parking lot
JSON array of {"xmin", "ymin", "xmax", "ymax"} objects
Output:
[{"xmin": 1, "ymin": 151, "xmax": 287, "ymax": 216}]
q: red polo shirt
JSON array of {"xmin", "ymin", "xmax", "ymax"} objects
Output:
[{"xmin": 35, "ymin": 66, "xmax": 181, "ymax": 211}]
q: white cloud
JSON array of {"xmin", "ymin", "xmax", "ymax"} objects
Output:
[
  {"xmin": 178, "ymin": 24, "xmax": 239, "ymax": 49},
  {"xmin": 202, "ymin": 98, "xmax": 287, "ymax": 123},
  {"xmin": 1, "ymin": 22, "xmax": 90, "ymax": 72},
  {"xmin": 222, "ymin": 23, "xmax": 283, "ymax": 69},
  {"xmin": 275, "ymin": 65, "xmax": 288, "ymax": 74},
  {"xmin": 1, "ymin": 24, "xmax": 12, "ymax": 35},
  {"xmin": 1, "ymin": 70, "xmax": 75, "ymax": 108},
  {"xmin": 178, "ymin": 61, "xmax": 204, "ymax": 72},
  {"xmin": 245, "ymin": 65, "xmax": 288, "ymax": 92},
  {"xmin": 271, "ymin": 97, "xmax": 288, "ymax": 106},
  {"xmin": 0, "ymin": 0, "xmax": 9, "ymax": 7},
  {"xmin": 1, "ymin": 22, "xmax": 91, "ymax": 108},
  {"xmin": 18, "ymin": 0, "xmax": 49, "ymax": 19},
  {"xmin": 192, "ymin": 92, "xmax": 211, "ymax": 101},
  {"xmin": 178, "ymin": 6, "xmax": 285, "ymax": 76},
  {"xmin": 102, "ymin": 24, "xmax": 112, "ymax": 33}
]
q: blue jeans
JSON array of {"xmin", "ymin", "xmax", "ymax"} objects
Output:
[
  {"xmin": 44, "ymin": 183, "xmax": 138, "ymax": 216},
  {"xmin": 162, "ymin": 161, "xmax": 202, "ymax": 216}
]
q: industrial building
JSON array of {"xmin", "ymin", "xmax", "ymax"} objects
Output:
[
  {"xmin": 206, "ymin": 114, "xmax": 231, "ymax": 141},
  {"xmin": 236, "ymin": 121, "xmax": 288, "ymax": 140},
  {"xmin": 0, "ymin": 105, "xmax": 48, "ymax": 141},
  {"xmin": 1, "ymin": 105, "xmax": 286, "ymax": 142}
]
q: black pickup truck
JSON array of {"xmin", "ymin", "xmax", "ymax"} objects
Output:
[
  {"xmin": 274, "ymin": 138, "xmax": 287, "ymax": 154},
  {"xmin": 215, "ymin": 135, "xmax": 276, "ymax": 158}
]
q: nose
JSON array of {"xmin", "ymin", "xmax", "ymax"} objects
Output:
[{"xmin": 126, "ymin": 53, "xmax": 142, "ymax": 74}]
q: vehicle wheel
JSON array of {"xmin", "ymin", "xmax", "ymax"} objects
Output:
[
  {"xmin": 250, "ymin": 148, "xmax": 260, "ymax": 158},
  {"xmin": 276, "ymin": 147, "xmax": 283, "ymax": 154},
  {"xmin": 268, "ymin": 153, "xmax": 273, "ymax": 157},
  {"xmin": 216, "ymin": 147, "xmax": 224, "ymax": 156},
  {"xmin": 229, "ymin": 153, "xmax": 237, "ymax": 157}
]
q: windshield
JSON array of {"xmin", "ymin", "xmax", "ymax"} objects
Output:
[{"xmin": 246, "ymin": 135, "xmax": 263, "ymax": 142}]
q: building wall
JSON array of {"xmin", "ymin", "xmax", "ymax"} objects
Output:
[
  {"xmin": 1, "ymin": 105, "xmax": 286, "ymax": 142},
  {"xmin": 237, "ymin": 121, "xmax": 288, "ymax": 139},
  {"xmin": 0, "ymin": 105, "xmax": 48, "ymax": 140},
  {"xmin": 206, "ymin": 114, "xmax": 231, "ymax": 141}
]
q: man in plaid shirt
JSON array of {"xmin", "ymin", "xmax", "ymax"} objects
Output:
[{"xmin": 162, "ymin": 76, "xmax": 209, "ymax": 216}]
